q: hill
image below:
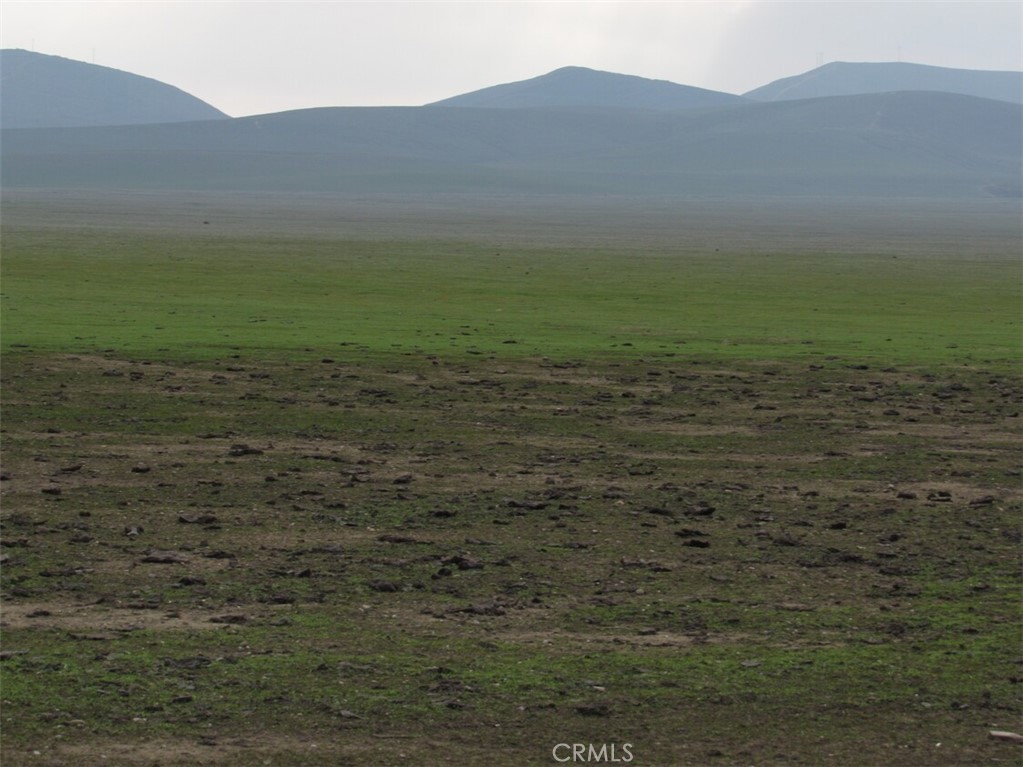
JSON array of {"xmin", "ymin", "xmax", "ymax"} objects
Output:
[
  {"xmin": 428, "ymin": 65, "xmax": 747, "ymax": 110},
  {"xmin": 0, "ymin": 49, "xmax": 229, "ymax": 128},
  {"xmin": 745, "ymin": 61, "xmax": 1023, "ymax": 104},
  {"xmin": 3, "ymin": 90, "xmax": 1018, "ymax": 199}
]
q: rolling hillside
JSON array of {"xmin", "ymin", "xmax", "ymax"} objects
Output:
[
  {"xmin": 0, "ymin": 49, "xmax": 229, "ymax": 128},
  {"xmin": 745, "ymin": 61, "xmax": 1023, "ymax": 104},
  {"xmin": 428, "ymin": 66, "xmax": 747, "ymax": 110},
  {"xmin": 3, "ymin": 90, "xmax": 1019, "ymax": 199}
]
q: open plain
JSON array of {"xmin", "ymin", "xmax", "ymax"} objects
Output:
[{"xmin": 1, "ymin": 192, "xmax": 1020, "ymax": 766}]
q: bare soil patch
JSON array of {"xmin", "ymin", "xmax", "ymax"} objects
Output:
[{"xmin": 3, "ymin": 352, "xmax": 1020, "ymax": 766}]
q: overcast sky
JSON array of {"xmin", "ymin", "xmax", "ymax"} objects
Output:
[{"xmin": 2, "ymin": 1, "xmax": 1020, "ymax": 117}]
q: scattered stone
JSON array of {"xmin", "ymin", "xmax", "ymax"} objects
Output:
[
  {"xmin": 40, "ymin": 567, "xmax": 86, "ymax": 577},
  {"xmin": 163, "ymin": 656, "xmax": 212, "ymax": 670},
  {"xmin": 368, "ymin": 579, "xmax": 402, "ymax": 593},
  {"xmin": 685, "ymin": 503, "xmax": 716, "ymax": 517},
  {"xmin": 675, "ymin": 528, "xmax": 708, "ymax": 539},
  {"xmin": 130, "ymin": 464, "xmax": 151, "ymax": 474},
  {"xmin": 264, "ymin": 593, "xmax": 297, "ymax": 604},
  {"xmin": 772, "ymin": 535, "xmax": 802, "ymax": 547},
  {"xmin": 228, "ymin": 444, "xmax": 264, "ymax": 457},
  {"xmin": 989, "ymin": 731, "xmax": 1023, "ymax": 744},
  {"xmin": 777, "ymin": 603, "xmax": 816, "ymax": 612},
  {"xmin": 644, "ymin": 506, "xmax": 675, "ymax": 518},
  {"xmin": 378, "ymin": 534, "xmax": 426, "ymax": 544},
  {"xmin": 627, "ymin": 464, "xmax": 656, "ymax": 476},
  {"xmin": 450, "ymin": 602, "xmax": 507, "ymax": 617},
  {"xmin": 203, "ymin": 550, "xmax": 236, "ymax": 559},
  {"xmin": 444, "ymin": 554, "xmax": 484, "ymax": 570},
  {"xmin": 142, "ymin": 550, "xmax": 189, "ymax": 564},
  {"xmin": 178, "ymin": 513, "xmax": 218, "ymax": 525},
  {"xmin": 307, "ymin": 544, "xmax": 344, "ymax": 556},
  {"xmin": 506, "ymin": 499, "xmax": 548, "ymax": 510}
]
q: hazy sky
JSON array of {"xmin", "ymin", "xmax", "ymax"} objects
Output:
[{"xmin": 2, "ymin": 1, "xmax": 1020, "ymax": 117}]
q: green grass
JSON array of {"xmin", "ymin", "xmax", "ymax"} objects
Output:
[{"xmin": 2, "ymin": 226, "xmax": 1019, "ymax": 364}]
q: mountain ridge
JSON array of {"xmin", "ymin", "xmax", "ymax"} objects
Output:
[
  {"xmin": 745, "ymin": 60, "xmax": 1023, "ymax": 104},
  {"xmin": 427, "ymin": 65, "xmax": 747, "ymax": 110},
  {"xmin": 4, "ymin": 50, "xmax": 1021, "ymax": 124},
  {"xmin": 0, "ymin": 49, "xmax": 229, "ymax": 129},
  {"xmin": 3, "ymin": 53, "xmax": 1019, "ymax": 200}
]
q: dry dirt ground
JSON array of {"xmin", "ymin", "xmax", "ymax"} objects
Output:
[{"xmin": 1, "ymin": 351, "xmax": 1020, "ymax": 766}]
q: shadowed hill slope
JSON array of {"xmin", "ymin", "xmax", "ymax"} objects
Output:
[{"xmin": 0, "ymin": 49, "xmax": 229, "ymax": 128}]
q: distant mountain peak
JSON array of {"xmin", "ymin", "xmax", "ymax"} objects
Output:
[
  {"xmin": 745, "ymin": 60, "xmax": 1023, "ymax": 104},
  {"xmin": 547, "ymin": 65, "xmax": 598, "ymax": 74},
  {"xmin": 427, "ymin": 66, "xmax": 747, "ymax": 111},
  {"xmin": 0, "ymin": 48, "xmax": 229, "ymax": 128}
]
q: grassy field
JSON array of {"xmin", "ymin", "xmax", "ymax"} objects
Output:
[
  {"xmin": 2, "ymin": 224, "xmax": 1019, "ymax": 364},
  {"xmin": 1, "ymin": 208, "xmax": 1021, "ymax": 766}
]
